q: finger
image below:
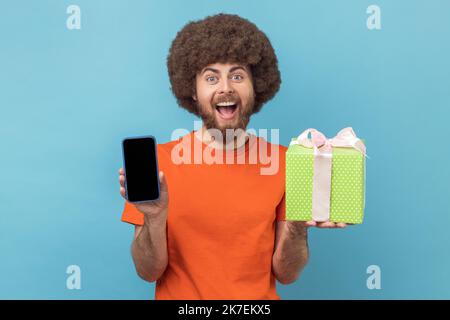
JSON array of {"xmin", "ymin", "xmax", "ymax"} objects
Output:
[
  {"xmin": 316, "ymin": 221, "xmax": 336, "ymax": 228},
  {"xmin": 120, "ymin": 187, "xmax": 126, "ymax": 198},
  {"xmin": 119, "ymin": 175, "xmax": 125, "ymax": 187},
  {"xmin": 305, "ymin": 221, "xmax": 316, "ymax": 227},
  {"xmin": 159, "ymin": 171, "xmax": 168, "ymax": 192},
  {"xmin": 119, "ymin": 168, "xmax": 124, "ymax": 175},
  {"xmin": 336, "ymin": 222, "xmax": 347, "ymax": 228}
]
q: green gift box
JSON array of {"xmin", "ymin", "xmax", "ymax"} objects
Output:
[{"xmin": 286, "ymin": 128, "xmax": 366, "ymax": 224}]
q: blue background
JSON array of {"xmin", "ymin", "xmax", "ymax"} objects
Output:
[{"xmin": 1, "ymin": 0, "xmax": 449, "ymax": 299}]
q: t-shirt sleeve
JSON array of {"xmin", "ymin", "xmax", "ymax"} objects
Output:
[
  {"xmin": 121, "ymin": 201, "xmax": 144, "ymax": 226},
  {"xmin": 276, "ymin": 193, "xmax": 286, "ymax": 221}
]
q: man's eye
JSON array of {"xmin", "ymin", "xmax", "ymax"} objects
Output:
[
  {"xmin": 206, "ymin": 76, "xmax": 217, "ymax": 82},
  {"xmin": 231, "ymin": 74, "xmax": 243, "ymax": 81}
]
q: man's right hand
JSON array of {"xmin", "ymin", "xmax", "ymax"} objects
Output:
[{"xmin": 119, "ymin": 168, "xmax": 169, "ymax": 221}]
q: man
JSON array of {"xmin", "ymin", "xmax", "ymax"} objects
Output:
[{"xmin": 119, "ymin": 13, "xmax": 346, "ymax": 300}]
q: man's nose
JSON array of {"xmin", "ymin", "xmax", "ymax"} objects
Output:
[{"xmin": 217, "ymin": 78, "xmax": 234, "ymax": 95}]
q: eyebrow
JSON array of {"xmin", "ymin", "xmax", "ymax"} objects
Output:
[
  {"xmin": 201, "ymin": 65, "xmax": 248, "ymax": 75},
  {"xmin": 229, "ymin": 66, "xmax": 247, "ymax": 73},
  {"xmin": 201, "ymin": 67, "xmax": 219, "ymax": 75}
]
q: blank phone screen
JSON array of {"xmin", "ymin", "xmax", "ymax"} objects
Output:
[{"xmin": 122, "ymin": 137, "xmax": 159, "ymax": 202}]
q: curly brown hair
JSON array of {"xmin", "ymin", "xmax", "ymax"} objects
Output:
[{"xmin": 167, "ymin": 13, "xmax": 281, "ymax": 116}]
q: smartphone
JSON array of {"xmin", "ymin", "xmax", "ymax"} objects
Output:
[{"xmin": 121, "ymin": 135, "xmax": 160, "ymax": 203}]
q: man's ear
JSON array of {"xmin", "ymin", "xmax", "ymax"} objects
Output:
[{"xmin": 192, "ymin": 93, "xmax": 197, "ymax": 101}]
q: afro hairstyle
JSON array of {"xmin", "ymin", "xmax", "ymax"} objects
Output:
[{"xmin": 167, "ymin": 13, "xmax": 281, "ymax": 116}]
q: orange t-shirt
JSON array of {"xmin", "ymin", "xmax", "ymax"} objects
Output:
[{"xmin": 121, "ymin": 130, "xmax": 287, "ymax": 300}]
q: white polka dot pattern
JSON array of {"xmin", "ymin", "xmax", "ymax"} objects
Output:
[{"xmin": 286, "ymin": 143, "xmax": 366, "ymax": 224}]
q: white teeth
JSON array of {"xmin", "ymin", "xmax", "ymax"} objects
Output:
[{"xmin": 216, "ymin": 102, "xmax": 236, "ymax": 107}]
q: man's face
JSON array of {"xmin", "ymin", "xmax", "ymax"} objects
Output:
[{"xmin": 194, "ymin": 63, "xmax": 255, "ymax": 135}]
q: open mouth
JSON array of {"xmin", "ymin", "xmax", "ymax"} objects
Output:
[{"xmin": 215, "ymin": 102, "xmax": 239, "ymax": 120}]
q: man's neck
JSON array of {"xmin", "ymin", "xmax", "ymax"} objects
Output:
[{"xmin": 196, "ymin": 125, "xmax": 249, "ymax": 150}]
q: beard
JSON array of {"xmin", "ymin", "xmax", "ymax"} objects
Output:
[{"xmin": 197, "ymin": 96, "xmax": 254, "ymax": 144}]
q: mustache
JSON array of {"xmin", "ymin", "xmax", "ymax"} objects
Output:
[{"xmin": 214, "ymin": 94, "xmax": 240, "ymax": 105}]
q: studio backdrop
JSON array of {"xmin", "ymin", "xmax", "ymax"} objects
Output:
[{"xmin": 1, "ymin": 0, "xmax": 449, "ymax": 299}]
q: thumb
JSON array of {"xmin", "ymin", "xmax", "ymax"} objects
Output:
[{"xmin": 159, "ymin": 171, "xmax": 168, "ymax": 192}]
